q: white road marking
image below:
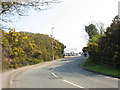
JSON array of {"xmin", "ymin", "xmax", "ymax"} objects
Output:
[
  {"xmin": 105, "ymin": 76, "xmax": 118, "ymax": 80},
  {"xmin": 63, "ymin": 79, "xmax": 85, "ymax": 88},
  {"xmin": 51, "ymin": 72, "xmax": 87, "ymax": 89},
  {"xmin": 51, "ymin": 65, "xmax": 88, "ymax": 89},
  {"xmin": 52, "ymin": 68, "xmax": 54, "ymax": 71},
  {"xmin": 52, "ymin": 72, "xmax": 58, "ymax": 78},
  {"xmin": 52, "ymin": 73, "xmax": 85, "ymax": 88},
  {"xmin": 52, "ymin": 67, "xmax": 58, "ymax": 71}
]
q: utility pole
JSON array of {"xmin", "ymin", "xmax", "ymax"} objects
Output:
[{"xmin": 51, "ymin": 27, "xmax": 55, "ymax": 61}]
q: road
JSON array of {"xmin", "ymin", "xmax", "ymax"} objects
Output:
[{"xmin": 10, "ymin": 56, "xmax": 119, "ymax": 88}]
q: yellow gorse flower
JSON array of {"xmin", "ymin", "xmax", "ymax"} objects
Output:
[{"xmin": 22, "ymin": 36, "xmax": 28, "ymax": 40}]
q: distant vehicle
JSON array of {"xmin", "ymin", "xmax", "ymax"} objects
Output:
[{"xmin": 64, "ymin": 52, "xmax": 79, "ymax": 56}]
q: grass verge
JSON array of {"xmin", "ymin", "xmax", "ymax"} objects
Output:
[{"xmin": 83, "ymin": 57, "xmax": 120, "ymax": 78}]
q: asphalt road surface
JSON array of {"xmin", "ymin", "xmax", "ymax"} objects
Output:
[{"xmin": 10, "ymin": 56, "xmax": 119, "ymax": 88}]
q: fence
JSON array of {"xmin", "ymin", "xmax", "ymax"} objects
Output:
[{"xmin": 91, "ymin": 53, "xmax": 120, "ymax": 68}]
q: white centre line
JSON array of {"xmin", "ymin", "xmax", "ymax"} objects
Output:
[
  {"xmin": 52, "ymin": 68, "xmax": 54, "ymax": 71},
  {"xmin": 51, "ymin": 66, "xmax": 88, "ymax": 89},
  {"xmin": 63, "ymin": 79, "xmax": 85, "ymax": 88},
  {"xmin": 52, "ymin": 72, "xmax": 58, "ymax": 78},
  {"xmin": 51, "ymin": 72, "xmax": 88, "ymax": 89}
]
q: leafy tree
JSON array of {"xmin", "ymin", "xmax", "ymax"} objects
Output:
[
  {"xmin": 85, "ymin": 24, "xmax": 99, "ymax": 39},
  {"xmin": 88, "ymin": 34, "xmax": 103, "ymax": 44},
  {"xmin": 98, "ymin": 15, "xmax": 120, "ymax": 67},
  {"xmin": 83, "ymin": 15, "xmax": 120, "ymax": 68}
]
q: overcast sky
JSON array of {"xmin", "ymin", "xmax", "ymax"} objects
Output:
[{"xmin": 8, "ymin": 0, "xmax": 119, "ymax": 52}]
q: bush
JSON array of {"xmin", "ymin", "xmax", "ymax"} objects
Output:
[{"xmin": 2, "ymin": 29, "xmax": 65, "ymax": 70}]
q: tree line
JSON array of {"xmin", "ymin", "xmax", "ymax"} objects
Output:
[
  {"xmin": 1, "ymin": 29, "xmax": 65, "ymax": 70},
  {"xmin": 82, "ymin": 15, "xmax": 120, "ymax": 68}
]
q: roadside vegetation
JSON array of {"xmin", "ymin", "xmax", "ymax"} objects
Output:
[
  {"xmin": 1, "ymin": 29, "xmax": 65, "ymax": 70},
  {"xmin": 0, "ymin": 1, "xmax": 64, "ymax": 71},
  {"xmin": 83, "ymin": 58, "xmax": 120, "ymax": 77},
  {"xmin": 82, "ymin": 15, "xmax": 120, "ymax": 77}
]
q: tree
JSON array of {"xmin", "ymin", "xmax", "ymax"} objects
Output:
[
  {"xmin": 88, "ymin": 34, "xmax": 102, "ymax": 43},
  {"xmin": 85, "ymin": 24, "xmax": 99, "ymax": 39},
  {"xmin": 96, "ymin": 22, "xmax": 105, "ymax": 35},
  {"xmin": 98, "ymin": 15, "xmax": 120, "ymax": 67},
  {"xmin": 0, "ymin": 0, "xmax": 61, "ymax": 22},
  {"xmin": 83, "ymin": 15, "xmax": 120, "ymax": 68}
]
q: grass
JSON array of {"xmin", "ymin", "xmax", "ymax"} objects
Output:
[{"xmin": 83, "ymin": 57, "xmax": 120, "ymax": 77}]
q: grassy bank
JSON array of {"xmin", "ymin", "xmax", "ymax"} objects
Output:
[{"xmin": 83, "ymin": 57, "xmax": 120, "ymax": 78}]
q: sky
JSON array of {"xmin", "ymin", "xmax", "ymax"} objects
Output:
[{"xmin": 7, "ymin": 0, "xmax": 119, "ymax": 52}]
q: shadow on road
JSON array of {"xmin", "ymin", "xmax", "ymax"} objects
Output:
[{"xmin": 52, "ymin": 56, "xmax": 101, "ymax": 77}]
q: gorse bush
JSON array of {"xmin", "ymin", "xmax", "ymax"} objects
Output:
[{"xmin": 1, "ymin": 29, "xmax": 65, "ymax": 70}]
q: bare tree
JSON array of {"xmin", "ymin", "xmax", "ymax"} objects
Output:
[
  {"xmin": 0, "ymin": 0, "xmax": 61, "ymax": 22},
  {"xmin": 96, "ymin": 22, "xmax": 105, "ymax": 35}
]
